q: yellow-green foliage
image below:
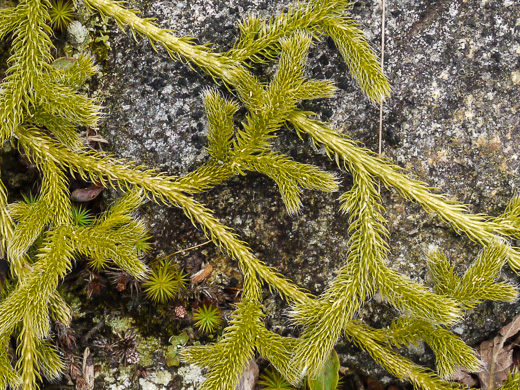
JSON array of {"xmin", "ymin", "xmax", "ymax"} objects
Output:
[
  {"xmin": 258, "ymin": 367, "xmax": 297, "ymax": 390},
  {"xmin": 496, "ymin": 370, "xmax": 520, "ymax": 390},
  {"xmin": 0, "ymin": 0, "xmax": 519, "ymax": 389},
  {"xmin": 0, "ymin": 188, "xmax": 149, "ymax": 389}
]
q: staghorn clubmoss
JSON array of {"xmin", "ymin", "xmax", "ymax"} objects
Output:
[
  {"xmin": 1, "ymin": 189, "xmax": 149, "ymax": 389},
  {"xmin": 0, "ymin": 0, "xmax": 519, "ymax": 389}
]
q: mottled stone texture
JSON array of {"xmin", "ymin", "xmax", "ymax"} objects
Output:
[{"xmin": 97, "ymin": 0, "xmax": 520, "ymax": 383}]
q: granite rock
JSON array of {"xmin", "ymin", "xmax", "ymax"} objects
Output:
[{"xmin": 94, "ymin": 0, "xmax": 520, "ymax": 385}]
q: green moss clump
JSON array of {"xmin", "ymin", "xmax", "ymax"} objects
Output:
[
  {"xmin": 47, "ymin": 0, "xmax": 74, "ymax": 31},
  {"xmin": 193, "ymin": 304, "xmax": 222, "ymax": 334},
  {"xmin": 142, "ymin": 261, "xmax": 188, "ymax": 304}
]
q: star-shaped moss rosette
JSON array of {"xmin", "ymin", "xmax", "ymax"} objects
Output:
[
  {"xmin": 71, "ymin": 206, "xmax": 93, "ymax": 227},
  {"xmin": 193, "ymin": 304, "xmax": 223, "ymax": 334},
  {"xmin": 142, "ymin": 261, "xmax": 188, "ymax": 304},
  {"xmin": 258, "ymin": 367, "xmax": 298, "ymax": 390},
  {"xmin": 47, "ymin": 0, "xmax": 74, "ymax": 31}
]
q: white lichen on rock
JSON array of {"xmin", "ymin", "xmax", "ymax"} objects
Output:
[
  {"xmin": 137, "ymin": 336, "xmax": 165, "ymax": 366},
  {"xmin": 102, "ymin": 367, "xmax": 132, "ymax": 390},
  {"xmin": 139, "ymin": 370, "xmax": 173, "ymax": 390},
  {"xmin": 178, "ymin": 364, "xmax": 206, "ymax": 390},
  {"xmin": 106, "ymin": 315, "xmax": 135, "ymax": 333},
  {"xmin": 512, "ymin": 71, "xmax": 520, "ymax": 85},
  {"xmin": 66, "ymin": 20, "xmax": 91, "ymax": 46}
]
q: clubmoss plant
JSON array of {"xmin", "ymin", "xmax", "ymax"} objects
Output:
[
  {"xmin": 0, "ymin": 0, "xmax": 520, "ymax": 389},
  {"xmin": 1, "ymin": 188, "xmax": 149, "ymax": 389},
  {"xmin": 498, "ymin": 370, "xmax": 520, "ymax": 390}
]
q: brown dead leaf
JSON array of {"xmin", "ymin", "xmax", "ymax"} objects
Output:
[
  {"xmin": 86, "ymin": 135, "xmax": 109, "ymax": 144},
  {"xmin": 81, "ymin": 348, "xmax": 94, "ymax": 390},
  {"xmin": 478, "ymin": 314, "xmax": 520, "ymax": 390},
  {"xmin": 235, "ymin": 358, "xmax": 258, "ymax": 390},
  {"xmin": 71, "ymin": 185, "xmax": 104, "ymax": 202},
  {"xmin": 191, "ymin": 264, "xmax": 213, "ymax": 284},
  {"xmin": 452, "ymin": 366, "xmax": 478, "ymax": 388},
  {"xmin": 81, "ymin": 128, "xmax": 109, "ymax": 149},
  {"xmin": 69, "ymin": 361, "xmax": 82, "ymax": 382},
  {"xmin": 366, "ymin": 378, "xmax": 385, "ymax": 390},
  {"xmin": 513, "ymin": 348, "xmax": 520, "ymax": 369},
  {"xmin": 75, "ymin": 377, "xmax": 88, "ymax": 390}
]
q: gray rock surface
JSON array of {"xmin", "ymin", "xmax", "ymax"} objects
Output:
[{"xmin": 90, "ymin": 0, "xmax": 520, "ymax": 386}]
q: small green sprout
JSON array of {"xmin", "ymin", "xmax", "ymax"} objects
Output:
[
  {"xmin": 306, "ymin": 349, "xmax": 340, "ymax": 390},
  {"xmin": 48, "ymin": 0, "xmax": 74, "ymax": 31},
  {"xmin": 142, "ymin": 261, "xmax": 188, "ymax": 304},
  {"xmin": 165, "ymin": 332, "xmax": 188, "ymax": 367},
  {"xmin": 192, "ymin": 303, "xmax": 222, "ymax": 334},
  {"xmin": 71, "ymin": 205, "xmax": 94, "ymax": 227},
  {"xmin": 134, "ymin": 236, "xmax": 152, "ymax": 254},
  {"xmin": 22, "ymin": 192, "xmax": 38, "ymax": 205}
]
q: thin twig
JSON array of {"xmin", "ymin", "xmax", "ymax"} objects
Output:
[
  {"xmin": 81, "ymin": 309, "xmax": 106, "ymax": 345},
  {"xmin": 168, "ymin": 240, "xmax": 212, "ymax": 257},
  {"xmin": 378, "ymin": 0, "xmax": 386, "ymax": 158},
  {"xmin": 149, "ymin": 240, "xmax": 213, "ymax": 267}
]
